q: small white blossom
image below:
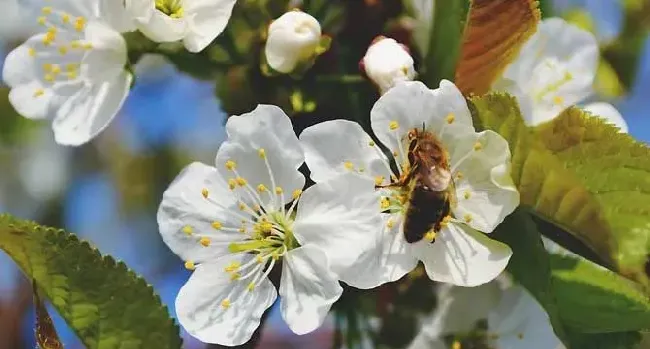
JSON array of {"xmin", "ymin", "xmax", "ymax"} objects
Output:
[
  {"xmin": 494, "ymin": 17, "xmax": 627, "ymax": 132},
  {"xmin": 158, "ymin": 105, "xmax": 382, "ymax": 346},
  {"xmin": 126, "ymin": 0, "xmax": 237, "ymax": 52},
  {"xmin": 361, "ymin": 36, "xmax": 416, "ymax": 94},
  {"xmin": 408, "ymin": 279, "xmax": 565, "ymax": 349},
  {"xmin": 300, "ymin": 81, "xmax": 518, "ymax": 288},
  {"xmin": 264, "ymin": 10, "xmax": 323, "ymax": 74},
  {"xmin": 2, "ymin": 0, "xmax": 135, "ymax": 146}
]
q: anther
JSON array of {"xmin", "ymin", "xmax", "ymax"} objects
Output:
[
  {"xmin": 368, "ymin": 140, "xmax": 375, "ymax": 147},
  {"xmin": 224, "ymin": 262, "xmax": 240, "ymax": 273},
  {"xmin": 211, "ymin": 221, "xmax": 222, "ymax": 230},
  {"xmin": 343, "ymin": 161, "xmax": 354, "ymax": 171},
  {"xmin": 33, "ymin": 89, "xmax": 45, "ymax": 98},
  {"xmin": 292, "ymin": 189, "xmax": 302, "ymax": 200},
  {"xmin": 235, "ymin": 177, "xmax": 247, "ymax": 186},
  {"xmin": 464, "ymin": 214, "xmax": 472, "ymax": 223},
  {"xmin": 225, "ymin": 160, "xmax": 236, "ymax": 170},
  {"xmin": 380, "ymin": 197, "xmax": 390, "ymax": 210},
  {"xmin": 257, "ymin": 184, "xmax": 267, "ymax": 193},
  {"xmin": 553, "ymin": 95, "xmax": 564, "ymax": 105},
  {"xmin": 386, "ymin": 219, "xmax": 395, "ymax": 229},
  {"xmin": 62, "ymin": 13, "xmax": 71, "ymax": 23},
  {"xmin": 389, "ymin": 121, "xmax": 399, "ymax": 130},
  {"xmin": 38, "ymin": 17, "xmax": 47, "ymax": 25},
  {"xmin": 184, "ymin": 260, "xmax": 196, "ymax": 270},
  {"xmin": 201, "ymin": 188, "xmax": 209, "ymax": 198},
  {"xmin": 473, "ymin": 141, "xmax": 483, "ymax": 151},
  {"xmin": 451, "ymin": 341, "xmax": 461, "ymax": 349},
  {"xmin": 182, "ymin": 225, "xmax": 193, "ymax": 235},
  {"xmin": 199, "ymin": 237, "xmax": 211, "ymax": 247},
  {"xmin": 446, "ymin": 113, "xmax": 455, "ymax": 124},
  {"xmin": 275, "ymin": 187, "xmax": 283, "ymax": 195},
  {"xmin": 455, "ymin": 171, "xmax": 464, "ymax": 180},
  {"xmin": 258, "ymin": 148, "xmax": 266, "ymax": 159},
  {"xmin": 228, "ymin": 178, "xmax": 237, "ymax": 190},
  {"xmin": 247, "ymin": 282, "xmax": 255, "ymax": 292},
  {"xmin": 221, "ymin": 299, "xmax": 231, "ymax": 309},
  {"xmin": 424, "ymin": 231, "xmax": 436, "ymax": 242},
  {"xmin": 58, "ymin": 46, "xmax": 68, "ymax": 55},
  {"xmin": 74, "ymin": 17, "xmax": 86, "ymax": 32},
  {"xmin": 463, "ymin": 191, "xmax": 471, "ymax": 199},
  {"xmin": 41, "ymin": 6, "xmax": 52, "ymax": 15},
  {"xmin": 238, "ymin": 203, "xmax": 246, "ymax": 211},
  {"xmin": 374, "ymin": 176, "xmax": 384, "ymax": 186}
]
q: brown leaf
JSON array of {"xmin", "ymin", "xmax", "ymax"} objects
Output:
[{"xmin": 455, "ymin": 0, "xmax": 541, "ymax": 95}]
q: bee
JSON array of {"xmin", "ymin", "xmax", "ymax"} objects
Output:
[{"xmin": 401, "ymin": 126, "xmax": 456, "ymax": 243}]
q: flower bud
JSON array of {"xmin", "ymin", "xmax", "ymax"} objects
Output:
[
  {"xmin": 264, "ymin": 10, "xmax": 324, "ymax": 74},
  {"xmin": 361, "ymin": 37, "xmax": 416, "ymax": 94}
]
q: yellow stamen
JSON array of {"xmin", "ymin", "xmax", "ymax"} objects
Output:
[
  {"xmin": 201, "ymin": 188, "xmax": 209, "ymax": 198},
  {"xmin": 473, "ymin": 141, "xmax": 483, "ymax": 151},
  {"xmin": 446, "ymin": 113, "xmax": 455, "ymax": 124},
  {"xmin": 221, "ymin": 299, "xmax": 231, "ymax": 309},
  {"xmin": 275, "ymin": 186, "xmax": 283, "ymax": 195},
  {"xmin": 235, "ymin": 177, "xmax": 247, "ymax": 186},
  {"xmin": 343, "ymin": 161, "xmax": 354, "ymax": 170},
  {"xmin": 257, "ymin": 184, "xmax": 267, "ymax": 193},
  {"xmin": 225, "ymin": 160, "xmax": 236, "ymax": 170},
  {"xmin": 258, "ymin": 148, "xmax": 266, "ymax": 158},
  {"xmin": 292, "ymin": 189, "xmax": 302, "ymax": 200},
  {"xmin": 182, "ymin": 225, "xmax": 193, "ymax": 235},
  {"xmin": 368, "ymin": 140, "xmax": 375, "ymax": 147},
  {"xmin": 389, "ymin": 121, "xmax": 399, "ymax": 130},
  {"xmin": 464, "ymin": 214, "xmax": 472, "ymax": 223},
  {"xmin": 211, "ymin": 221, "xmax": 222, "ymax": 230},
  {"xmin": 374, "ymin": 176, "xmax": 384, "ymax": 186},
  {"xmin": 199, "ymin": 237, "xmax": 211, "ymax": 247},
  {"xmin": 463, "ymin": 191, "xmax": 471, "ymax": 199},
  {"xmin": 184, "ymin": 260, "xmax": 196, "ymax": 270},
  {"xmin": 424, "ymin": 231, "xmax": 437, "ymax": 242}
]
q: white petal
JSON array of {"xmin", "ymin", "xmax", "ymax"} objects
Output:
[
  {"xmin": 157, "ymin": 162, "xmax": 245, "ymax": 263},
  {"xmin": 362, "ymin": 37, "xmax": 416, "ymax": 94},
  {"xmin": 279, "ymin": 245, "xmax": 343, "ymax": 335},
  {"xmin": 339, "ymin": 214, "xmax": 418, "ymax": 289},
  {"xmin": 184, "ymin": 0, "xmax": 237, "ymax": 52},
  {"xmin": 130, "ymin": 2, "xmax": 187, "ymax": 43},
  {"xmin": 299, "ymin": 119, "xmax": 392, "ymax": 183},
  {"xmin": 414, "ymin": 223, "xmax": 512, "ymax": 286},
  {"xmin": 52, "ymin": 70, "xmax": 132, "ymax": 145},
  {"xmin": 176, "ymin": 254, "xmax": 277, "ymax": 346},
  {"xmin": 9, "ymin": 81, "xmax": 55, "ymax": 120},
  {"xmin": 215, "ymin": 105, "xmax": 305, "ymax": 208},
  {"xmin": 583, "ymin": 102, "xmax": 628, "ymax": 133},
  {"xmin": 3, "ymin": 40, "xmax": 37, "ymax": 88},
  {"xmin": 371, "ymin": 81, "xmax": 473, "ymax": 161},
  {"xmin": 451, "ymin": 130, "xmax": 519, "ymax": 233},
  {"xmin": 82, "ymin": 22, "xmax": 129, "ymax": 82},
  {"xmin": 489, "ymin": 286, "xmax": 563, "ymax": 349},
  {"xmin": 500, "ymin": 18, "xmax": 599, "ymax": 125},
  {"xmin": 99, "ymin": 0, "xmax": 136, "ymax": 32},
  {"xmin": 292, "ymin": 173, "xmax": 383, "ymax": 276}
]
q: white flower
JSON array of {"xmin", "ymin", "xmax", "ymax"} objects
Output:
[
  {"xmin": 494, "ymin": 17, "xmax": 628, "ymax": 132},
  {"xmin": 158, "ymin": 105, "xmax": 382, "ymax": 346},
  {"xmin": 361, "ymin": 37, "xmax": 416, "ymax": 94},
  {"xmin": 126, "ymin": 0, "xmax": 237, "ymax": 53},
  {"xmin": 583, "ymin": 102, "xmax": 628, "ymax": 133},
  {"xmin": 300, "ymin": 81, "xmax": 518, "ymax": 288},
  {"xmin": 264, "ymin": 10, "xmax": 323, "ymax": 74},
  {"xmin": 2, "ymin": 0, "xmax": 135, "ymax": 146},
  {"xmin": 408, "ymin": 280, "xmax": 565, "ymax": 349}
]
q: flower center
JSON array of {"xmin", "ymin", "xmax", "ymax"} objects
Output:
[
  {"xmin": 531, "ymin": 57, "xmax": 573, "ymax": 106},
  {"xmin": 155, "ymin": 0, "xmax": 184, "ymax": 18},
  {"xmin": 29, "ymin": 6, "xmax": 94, "ymax": 98}
]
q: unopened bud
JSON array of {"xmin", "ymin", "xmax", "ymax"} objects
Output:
[
  {"xmin": 264, "ymin": 10, "xmax": 324, "ymax": 74},
  {"xmin": 361, "ymin": 37, "xmax": 416, "ymax": 94}
]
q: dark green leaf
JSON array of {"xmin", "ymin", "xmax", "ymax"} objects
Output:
[{"xmin": 0, "ymin": 215, "xmax": 182, "ymax": 349}]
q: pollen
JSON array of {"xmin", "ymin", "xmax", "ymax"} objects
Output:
[
  {"xmin": 368, "ymin": 140, "xmax": 375, "ymax": 147},
  {"xmin": 33, "ymin": 89, "xmax": 45, "ymax": 98},
  {"xmin": 74, "ymin": 17, "xmax": 86, "ymax": 32},
  {"xmin": 224, "ymin": 262, "xmax": 240, "ymax": 273},
  {"xmin": 225, "ymin": 160, "xmax": 237, "ymax": 170},
  {"xmin": 238, "ymin": 202, "xmax": 246, "ymax": 211},
  {"xmin": 201, "ymin": 188, "xmax": 209, "ymax": 198},
  {"xmin": 374, "ymin": 176, "xmax": 384, "ymax": 186},
  {"xmin": 230, "ymin": 272, "xmax": 241, "ymax": 281},
  {"xmin": 275, "ymin": 186, "xmax": 283, "ymax": 195},
  {"xmin": 292, "ymin": 189, "xmax": 302, "ymax": 200},
  {"xmin": 221, "ymin": 299, "xmax": 231, "ymax": 309},
  {"xmin": 62, "ymin": 13, "xmax": 71, "ymax": 23},
  {"xmin": 463, "ymin": 191, "xmax": 471, "ymax": 199},
  {"xmin": 424, "ymin": 231, "xmax": 437, "ymax": 242},
  {"xmin": 43, "ymin": 32, "xmax": 55, "ymax": 45},
  {"xmin": 386, "ymin": 219, "xmax": 395, "ymax": 229},
  {"xmin": 473, "ymin": 141, "xmax": 483, "ymax": 151},
  {"xmin": 389, "ymin": 121, "xmax": 399, "ymax": 130},
  {"xmin": 199, "ymin": 237, "xmax": 211, "ymax": 247},
  {"xmin": 211, "ymin": 221, "xmax": 222, "ymax": 230},
  {"xmin": 258, "ymin": 148, "xmax": 266, "ymax": 159},
  {"xmin": 553, "ymin": 95, "xmax": 564, "ymax": 105},
  {"xmin": 446, "ymin": 113, "xmax": 455, "ymax": 124},
  {"xmin": 343, "ymin": 161, "xmax": 354, "ymax": 170},
  {"xmin": 380, "ymin": 197, "xmax": 390, "ymax": 210},
  {"xmin": 182, "ymin": 225, "xmax": 193, "ymax": 235},
  {"xmin": 184, "ymin": 260, "xmax": 196, "ymax": 270},
  {"xmin": 235, "ymin": 177, "xmax": 247, "ymax": 186},
  {"xmin": 463, "ymin": 214, "xmax": 472, "ymax": 223},
  {"xmin": 228, "ymin": 178, "xmax": 237, "ymax": 190},
  {"xmin": 257, "ymin": 184, "xmax": 268, "ymax": 193}
]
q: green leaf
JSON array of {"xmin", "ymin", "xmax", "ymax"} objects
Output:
[
  {"xmin": 533, "ymin": 108, "xmax": 650, "ymax": 284},
  {"xmin": 551, "ymin": 254, "xmax": 650, "ymax": 333},
  {"xmin": 422, "ymin": 0, "xmax": 469, "ymax": 86},
  {"xmin": 469, "ymin": 93, "xmax": 650, "ymax": 288},
  {"xmin": 0, "ymin": 215, "xmax": 182, "ymax": 349},
  {"xmin": 567, "ymin": 331, "xmax": 642, "ymax": 349},
  {"xmin": 454, "ymin": 0, "xmax": 540, "ymax": 94},
  {"xmin": 492, "ymin": 208, "xmax": 568, "ymax": 344}
]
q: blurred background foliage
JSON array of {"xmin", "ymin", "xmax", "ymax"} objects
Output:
[{"xmin": 0, "ymin": 0, "xmax": 648, "ymax": 348}]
